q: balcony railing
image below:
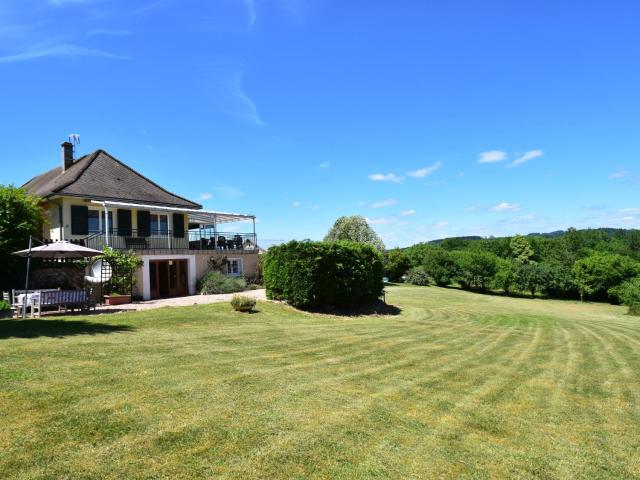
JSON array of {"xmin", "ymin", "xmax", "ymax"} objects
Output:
[{"xmin": 83, "ymin": 229, "xmax": 258, "ymax": 252}]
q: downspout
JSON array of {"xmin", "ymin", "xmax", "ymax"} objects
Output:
[
  {"xmin": 58, "ymin": 202, "xmax": 64, "ymax": 240},
  {"xmin": 102, "ymin": 202, "xmax": 110, "ymax": 247}
]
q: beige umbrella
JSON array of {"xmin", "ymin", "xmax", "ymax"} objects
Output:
[{"xmin": 12, "ymin": 239, "xmax": 103, "ymax": 318}]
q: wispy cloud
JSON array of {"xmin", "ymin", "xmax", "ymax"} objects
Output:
[
  {"xmin": 241, "ymin": 0, "xmax": 257, "ymax": 28},
  {"xmin": 372, "ymin": 198, "xmax": 397, "ymax": 208},
  {"xmin": 368, "ymin": 173, "xmax": 405, "ymax": 183},
  {"xmin": 608, "ymin": 169, "xmax": 628, "ymax": 179},
  {"xmin": 491, "ymin": 202, "xmax": 521, "ymax": 212},
  {"xmin": 0, "ymin": 43, "xmax": 129, "ymax": 63},
  {"xmin": 433, "ymin": 221, "xmax": 449, "ymax": 229},
  {"xmin": 199, "ymin": 192, "xmax": 213, "ymax": 200},
  {"xmin": 408, "ymin": 161, "xmax": 442, "ymax": 178},
  {"xmin": 292, "ymin": 201, "xmax": 301, "ymax": 207},
  {"xmin": 509, "ymin": 150, "xmax": 543, "ymax": 167},
  {"xmin": 478, "ymin": 150, "xmax": 507, "ymax": 163},
  {"xmin": 399, "ymin": 209, "xmax": 415, "ymax": 216},
  {"xmin": 317, "ymin": 162, "xmax": 331, "ymax": 169},
  {"xmin": 227, "ymin": 70, "xmax": 265, "ymax": 126}
]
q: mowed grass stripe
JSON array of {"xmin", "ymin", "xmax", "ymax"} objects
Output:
[{"xmin": 1, "ymin": 285, "xmax": 640, "ymax": 479}]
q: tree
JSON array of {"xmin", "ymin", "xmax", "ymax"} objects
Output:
[
  {"xmin": 454, "ymin": 250, "xmax": 499, "ymax": 291},
  {"xmin": 0, "ymin": 185, "xmax": 45, "ymax": 291},
  {"xmin": 611, "ymin": 277, "xmax": 640, "ymax": 315},
  {"xmin": 510, "ymin": 234, "xmax": 534, "ymax": 263},
  {"xmin": 384, "ymin": 248, "xmax": 410, "ymax": 282},
  {"xmin": 493, "ymin": 259, "xmax": 518, "ymax": 295},
  {"xmin": 324, "ymin": 215, "xmax": 385, "ymax": 251},
  {"xmin": 571, "ymin": 252, "xmax": 640, "ymax": 302},
  {"xmin": 515, "ymin": 262, "xmax": 546, "ymax": 298},
  {"xmin": 422, "ymin": 248, "xmax": 458, "ymax": 286}
]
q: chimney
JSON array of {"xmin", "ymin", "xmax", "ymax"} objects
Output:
[{"xmin": 61, "ymin": 142, "xmax": 74, "ymax": 171}]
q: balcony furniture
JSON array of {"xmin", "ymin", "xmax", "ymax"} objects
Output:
[
  {"xmin": 217, "ymin": 236, "xmax": 226, "ymax": 250},
  {"xmin": 234, "ymin": 235, "xmax": 243, "ymax": 250},
  {"xmin": 226, "ymin": 239, "xmax": 235, "ymax": 250}
]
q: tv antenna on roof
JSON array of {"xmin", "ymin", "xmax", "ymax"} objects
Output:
[{"xmin": 68, "ymin": 133, "xmax": 80, "ymax": 160}]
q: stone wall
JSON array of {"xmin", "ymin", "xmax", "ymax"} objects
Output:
[{"xmin": 31, "ymin": 267, "xmax": 85, "ymax": 289}]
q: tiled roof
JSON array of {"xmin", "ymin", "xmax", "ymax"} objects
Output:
[{"xmin": 22, "ymin": 149, "xmax": 202, "ymax": 209}]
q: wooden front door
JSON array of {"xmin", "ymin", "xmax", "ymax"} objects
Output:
[{"xmin": 149, "ymin": 260, "xmax": 188, "ymax": 299}]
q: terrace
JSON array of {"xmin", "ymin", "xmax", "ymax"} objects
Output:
[{"xmin": 78, "ymin": 200, "xmax": 258, "ymax": 253}]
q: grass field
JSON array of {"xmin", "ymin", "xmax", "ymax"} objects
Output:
[{"xmin": 1, "ymin": 286, "xmax": 639, "ymax": 479}]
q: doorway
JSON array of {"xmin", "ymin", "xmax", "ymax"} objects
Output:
[{"xmin": 149, "ymin": 259, "xmax": 188, "ymax": 299}]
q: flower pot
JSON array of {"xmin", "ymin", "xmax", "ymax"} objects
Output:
[
  {"xmin": 104, "ymin": 294, "xmax": 132, "ymax": 306},
  {"xmin": 0, "ymin": 309, "xmax": 13, "ymax": 319}
]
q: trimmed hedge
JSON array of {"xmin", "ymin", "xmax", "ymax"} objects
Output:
[{"xmin": 263, "ymin": 240, "xmax": 384, "ymax": 309}]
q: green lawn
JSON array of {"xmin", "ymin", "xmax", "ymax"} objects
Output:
[{"xmin": 1, "ymin": 286, "xmax": 639, "ymax": 479}]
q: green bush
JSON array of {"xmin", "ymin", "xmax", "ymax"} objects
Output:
[
  {"xmin": 263, "ymin": 240, "xmax": 384, "ymax": 310},
  {"xmin": 612, "ymin": 277, "xmax": 640, "ymax": 316},
  {"xmin": 0, "ymin": 299, "xmax": 11, "ymax": 311},
  {"xmin": 198, "ymin": 271, "xmax": 246, "ymax": 294},
  {"xmin": 230, "ymin": 294, "xmax": 256, "ymax": 312},
  {"xmin": 454, "ymin": 250, "xmax": 499, "ymax": 291},
  {"xmin": 384, "ymin": 248, "xmax": 410, "ymax": 282},
  {"xmin": 404, "ymin": 266, "xmax": 431, "ymax": 286}
]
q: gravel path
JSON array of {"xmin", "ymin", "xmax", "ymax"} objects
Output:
[{"xmin": 99, "ymin": 289, "xmax": 266, "ymax": 312}]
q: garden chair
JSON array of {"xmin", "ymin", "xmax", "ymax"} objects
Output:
[{"xmin": 217, "ymin": 236, "xmax": 226, "ymax": 250}]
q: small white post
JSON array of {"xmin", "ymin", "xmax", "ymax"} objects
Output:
[{"xmin": 103, "ymin": 202, "xmax": 110, "ymax": 247}]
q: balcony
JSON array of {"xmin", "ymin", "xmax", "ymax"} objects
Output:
[{"xmin": 83, "ymin": 229, "xmax": 258, "ymax": 253}]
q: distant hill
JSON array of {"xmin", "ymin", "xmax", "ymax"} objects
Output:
[{"xmin": 426, "ymin": 228, "xmax": 639, "ymax": 245}]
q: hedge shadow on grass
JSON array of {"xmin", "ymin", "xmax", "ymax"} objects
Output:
[
  {"xmin": 0, "ymin": 319, "xmax": 134, "ymax": 339},
  {"xmin": 304, "ymin": 300, "xmax": 402, "ymax": 317}
]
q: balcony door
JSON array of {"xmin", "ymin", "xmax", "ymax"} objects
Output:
[{"xmin": 150, "ymin": 214, "xmax": 169, "ymax": 236}]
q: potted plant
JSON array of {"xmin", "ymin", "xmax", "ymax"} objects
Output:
[
  {"xmin": 0, "ymin": 300, "xmax": 14, "ymax": 319},
  {"xmin": 104, "ymin": 291, "xmax": 131, "ymax": 306},
  {"xmin": 99, "ymin": 247, "xmax": 143, "ymax": 305}
]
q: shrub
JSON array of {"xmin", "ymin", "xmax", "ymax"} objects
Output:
[
  {"xmin": 0, "ymin": 300, "xmax": 11, "ymax": 311},
  {"xmin": 611, "ymin": 277, "xmax": 640, "ymax": 315},
  {"xmin": 230, "ymin": 294, "xmax": 256, "ymax": 312},
  {"xmin": 404, "ymin": 266, "xmax": 431, "ymax": 286},
  {"xmin": 99, "ymin": 247, "xmax": 143, "ymax": 296},
  {"xmin": 263, "ymin": 240, "xmax": 384, "ymax": 310},
  {"xmin": 198, "ymin": 271, "xmax": 246, "ymax": 294},
  {"xmin": 493, "ymin": 259, "xmax": 518, "ymax": 295}
]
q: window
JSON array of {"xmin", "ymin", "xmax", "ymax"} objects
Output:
[
  {"xmin": 88, "ymin": 210, "xmax": 100, "ymax": 234},
  {"xmin": 151, "ymin": 214, "xmax": 169, "ymax": 235},
  {"xmin": 227, "ymin": 258, "xmax": 243, "ymax": 277}
]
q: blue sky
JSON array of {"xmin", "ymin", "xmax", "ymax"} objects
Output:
[{"xmin": 1, "ymin": 0, "xmax": 639, "ymax": 247}]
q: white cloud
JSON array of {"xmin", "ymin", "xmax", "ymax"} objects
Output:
[
  {"xmin": 408, "ymin": 161, "xmax": 442, "ymax": 178},
  {"xmin": 311, "ymin": 204, "xmax": 320, "ymax": 210},
  {"xmin": 0, "ymin": 43, "xmax": 129, "ymax": 63},
  {"xmin": 397, "ymin": 221, "xmax": 409, "ymax": 226},
  {"xmin": 87, "ymin": 29, "xmax": 132, "ymax": 38},
  {"xmin": 372, "ymin": 198, "xmax": 397, "ymax": 208},
  {"xmin": 399, "ymin": 209, "xmax": 415, "ymax": 216},
  {"xmin": 199, "ymin": 192, "xmax": 213, "ymax": 200},
  {"xmin": 491, "ymin": 202, "xmax": 521, "ymax": 212},
  {"xmin": 241, "ymin": 0, "xmax": 257, "ymax": 28},
  {"xmin": 509, "ymin": 150, "xmax": 543, "ymax": 167},
  {"xmin": 366, "ymin": 217, "xmax": 396, "ymax": 225},
  {"xmin": 292, "ymin": 201, "xmax": 301, "ymax": 207},
  {"xmin": 465, "ymin": 205, "xmax": 481, "ymax": 212},
  {"xmin": 433, "ymin": 221, "xmax": 449, "ymax": 229},
  {"xmin": 368, "ymin": 173, "xmax": 405, "ymax": 183},
  {"xmin": 318, "ymin": 162, "xmax": 331, "ymax": 169},
  {"xmin": 478, "ymin": 150, "xmax": 507, "ymax": 163}
]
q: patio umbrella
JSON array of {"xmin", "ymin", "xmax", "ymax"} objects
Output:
[{"xmin": 12, "ymin": 239, "xmax": 103, "ymax": 318}]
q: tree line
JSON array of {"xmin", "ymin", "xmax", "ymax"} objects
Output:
[{"xmin": 384, "ymin": 228, "xmax": 640, "ymax": 313}]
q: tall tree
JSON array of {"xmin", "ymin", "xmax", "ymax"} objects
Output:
[
  {"xmin": 324, "ymin": 215, "xmax": 385, "ymax": 251},
  {"xmin": 510, "ymin": 234, "xmax": 534, "ymax": 263},
  {"xmin": 0, "ymin": 185, "xmax": 45, "ymax": 291}
]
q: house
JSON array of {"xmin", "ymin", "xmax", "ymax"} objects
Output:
[{"xmin": 22, "ymin": 142, "xmax": 259, "ymax": 300}]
